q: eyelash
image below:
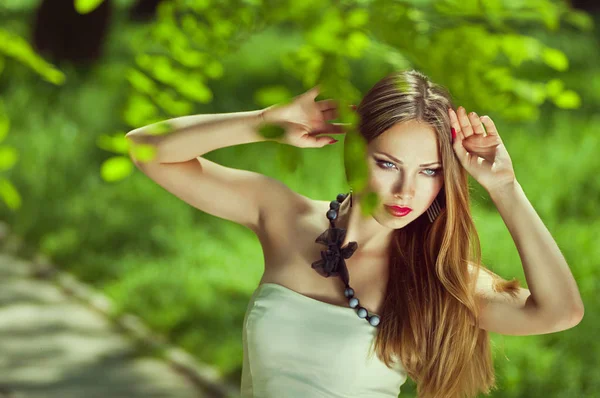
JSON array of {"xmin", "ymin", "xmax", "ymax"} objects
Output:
[{"xmin": 374, "ymin": 158, "xmax": 442, "ymax": 177}]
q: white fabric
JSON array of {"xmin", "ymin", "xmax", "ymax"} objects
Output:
[{"xmin": 241, "ymin": 282, "xmax": 408, "ymax": 397}]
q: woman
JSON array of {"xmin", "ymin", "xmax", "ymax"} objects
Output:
[{"xmin": 126, "ymin": 70, "xmax": 584, "ymax": 398}]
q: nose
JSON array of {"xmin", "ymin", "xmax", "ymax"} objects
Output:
[{"xmin": 393, "ymin": 173, "xmax": 416, "ymax": 200}]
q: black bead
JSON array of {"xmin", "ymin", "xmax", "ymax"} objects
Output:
[
  {"xmin": 326, "ymin": 209, "xmax": 338, "ymax": 221},
  {"xmin": 357, "ymin": 307, "xmax": 368, "ymax": 318},
  {"xmin": 329, "ymin": 201, "xmax": 340, "ymax": 210},
  {"xmin": 336, "ymin": 193, "xmax": 347, "ymax": 203}
]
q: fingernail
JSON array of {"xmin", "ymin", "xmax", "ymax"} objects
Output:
[
  {"xmin": 329, "ymin": 139, "xmax": 338, "ymax": 144},
  {"xmin": 451, "ymin": 128, "xmax": 456, "ymax": 141}
]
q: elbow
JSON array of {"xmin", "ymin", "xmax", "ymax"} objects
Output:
[
  {"xmin": 126, "ymin": 134, "xmax": 161, "ymax": 164},
  {"xmin": 571, "ymin": 303, "xmax": 584, "ymax": 325},
  {"xmin": 537, "ymin": 298, "xmax": 584, "ymax": 332},
  {"xmin": 126, "ymin": 131, "xmax": 151, "ymax": 143},
  {"xmin": 554, "ymin": 303, "xmax": 584, "ymax": 331},
  {"xmin": 568, "ymin": 294, "xmax": 585, "ymax": 325}
]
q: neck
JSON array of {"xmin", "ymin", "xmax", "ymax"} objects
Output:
[{"xmin": 335, "ymin": 192, "xmax": 394, "ymax": 257}]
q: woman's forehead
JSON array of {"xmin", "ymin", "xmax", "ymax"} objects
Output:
[{"xmin": 371, "ymin": 121, "xmax": 440, "ymax": 162}]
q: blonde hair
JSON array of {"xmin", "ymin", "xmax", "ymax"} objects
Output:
[{"xmin": 357, "ymin": 70, "xmax": 521, "ymax": 398}]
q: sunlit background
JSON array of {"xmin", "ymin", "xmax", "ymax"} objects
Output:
[{"xmin": 0, "ymin": 0, "xmax": 598, "ymax": 397}]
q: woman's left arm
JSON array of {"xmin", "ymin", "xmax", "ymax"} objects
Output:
[
  {"xmin": 448, "ymin": 106, "xmax": 584, "ymax": 325},
  {"xmin": 488, "ymin": 180, "xmax": 584, "ymax": 322}
]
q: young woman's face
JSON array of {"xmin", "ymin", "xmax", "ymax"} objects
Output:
[{"xmin": 365, "ymin": 119, "xmax": 445, "ymax": 228}]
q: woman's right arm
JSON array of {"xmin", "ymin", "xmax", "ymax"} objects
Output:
[
  {"xmin": 125, "ymin": 108, "xmax": 277, "ymax": 164},
  {"xmin": 124, "ymin": 106, "xmax": 311, "ymax": 237}
]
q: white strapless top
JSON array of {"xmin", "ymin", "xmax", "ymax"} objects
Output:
[{"xmin": 241, "ymin": 282, "xmax": 408, "ymax": 397}]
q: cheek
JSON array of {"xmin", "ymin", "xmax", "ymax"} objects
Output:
[
  {"xmin": 414, "ymin": 179, "xmax": 443, "ymax": 209},
  {"xmin": 424, "ymin": 180, "xmax": 444, "ymax": 204}
]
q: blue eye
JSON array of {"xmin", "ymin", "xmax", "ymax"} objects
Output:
[
  {"xmin": 375, "ymin": 158, "xmax": 442, "ymax": 177},
  {"xmin": 376, "ymin": 160, "xmax": 396, "ymax": 169},
  {"xmin": 423, "ymin": 168, "xmax": 441, "ymax": 177}
]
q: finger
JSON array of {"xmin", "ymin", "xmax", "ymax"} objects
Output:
[
  {"xmin": 316, "ymin": 99, "xmax": 337, "ymax": 111},
  {"xmin": 313, "ymin": 135, "xmax": 338, "ymax": 147},
  {"xmin": 448, "ymin": 108, "xmax": 470, "ymax": 163},
  {"xmin": 468, "ymin": 111, "xmax": 486, "ymax": 136},
  {"xmin": 451, "ymin": 123, "xmax": 469, "ymax": 163},
  {"xmin": 457, "ymin": 106, "xmax": 475, "ymax": 139},
  {"xmin": 322, "ymin": 107, "xmax": 338, "ymax": 121},
  {"xmin": 448, "ymin": 107, "xmax": 462, "ymax": 139},
  {"xmin": 304, "ymin": 85, "xmax": 320, "ymax": 100},
  {"xmin": 309, "ymin": 123, "xmax": 347, "ymax": 136},
  {"xmin": 480, "ymin": 115, "xmax": 499, "ymax": 136}
]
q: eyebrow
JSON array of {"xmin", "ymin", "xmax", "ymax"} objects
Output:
[{"xmin": 374, "ymin": 152, "xmax": 441, "ymax": 167}]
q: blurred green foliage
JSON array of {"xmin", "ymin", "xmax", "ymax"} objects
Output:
[
  {"xmin": 0, "ymin": 26, "xmax": 65, "ymax": 209},
  {"xmin": 98, "ymin": 0, "xmax": 592, "ymax": 192},
  {"xmin": 0, "ymin": 0, "xmax": 598, "ymax": 396}
]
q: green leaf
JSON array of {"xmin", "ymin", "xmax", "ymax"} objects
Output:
[
  {"xmin": 146, "ymin": 121, "xmax": 175, "ymax": 136},
  {"xmin": 129, "ymin": 141, "xmax": 158, "ymax": 163},
  {"xmin": 306, "ymin": 8, "xmax": 344, "ymax": 53},
  {"xmin": 0, "ymin": 146, "xmax": 18, "ymax": 171},
  {"xmin": 346, "ymin": 31, "xmax": 371, "ymax": 58},
  {"xmin": 542, "ymin": 47, "xmax": 569, "ymax": 72},
  {"xmin": 152, "ymin": 56, "xmax": 178, "ymax": 84},
  {"xmin": 360, "ymin": 191, "xmax": 380, "ymax": 217},
  {"xmin": 0, "ymin": 99, "xmax": 9, "ymax": 143},
  {"xmin": 127, "ymin": 69, "xmax": 157, "ymax": 96},
  {"xmin": 545, "ymin": 79, "xmax": 564, "ymax": 98},
  {"xmin": 254, "ymin": 86, "xmax": 293, "ymax": 108},
  {"xmin": 74, "ymin": 0, "xmax": 105, "ymax": 15},
  {"xmin": 101, "ymin": 156, "xmax": 135, "ymax": 182},
  {"xmin": 0, "ymin": 177, "xmax": 21, "ymax": 210},
  {"xmin": 336, "ymin": 101, "xmax": 359, "ymax": 126},
  {"xmin": 512, "ymin": 80, "xmax": 546, "ymax": 105},
  {"xmin": 175, "ymin": 78, "xmax": 213, "ymax": 103},
  {"xmin": 395, "ymin": 79, "xmax": 411, "ymax": 94},
  {"xmin": 564, "ymin": 9, "xmax": 594, "ymax": 31},
  {"xmin": 536, "ymin": 1, "xmax": 560, "ymax": 31},
  {"xmin": 483, "ymin": 67, "xmax": 513, "ymax": 91},
  {"xmin": 276, "ymin": 145, "xmax": 300, "ymax": 173},
  {"xmin": 346, "ymin": 9, "xmax": 369, "ymax": 28},
  {"xmin": 123, "ymin": 93, "xmax": 159, "ymax": 129},
  {"xmin": 172, "ymin": 48, "xmax": 207, "ymax": 68},
  {"xmin": 155, "ymin": 91, "xmax": 195, "ymax": 114},
  {"xmin": 258, "ymin": 124, "xmax": 286, "ymax": 140},
  {"xmin": 553, "ymin": 90, "xmax": 581, "ymax": 109},
  {"xmin": 96, "ymin": 132, "xmax": 129, "ymax": 155},
  {"xmin": 204, "ymin": 60, "xmax": 224, "ymax": 79},
  {"xmin": 343, "ymin": 129, "xmax": 369, "ymax": 192},
  {"xmin": 214, "ymin": 20, "xmax": 235, "ymax": 39},
  {"xmin": 500, "ymin": 35, "xmax": 541, "ymax": 67},
  {"xmin": 0, "ymin": 29, "xmax": 66, "ymax": 85}
]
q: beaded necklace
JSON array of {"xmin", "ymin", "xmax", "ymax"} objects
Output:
[{"xmin": 311, "ymin": 189, "xmax": 382, "ymax": 327}]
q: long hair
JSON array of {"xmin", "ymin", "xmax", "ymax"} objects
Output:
[{"xmin": 356, "ymin": 70, "xmax": 522, "ymax": 398}]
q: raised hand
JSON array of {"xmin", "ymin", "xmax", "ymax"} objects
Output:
[
  {"xmin": 449, "ymin": 106, "xmax": 516, "ymax": 193},
  {"xmin": 260, "ymin": 86, "xmax": 348, "ymax": 148}
]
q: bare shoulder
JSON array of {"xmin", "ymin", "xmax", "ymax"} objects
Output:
[{"xmin": 255, "ymin": 184, "xmax": 319, "ymax": 264}]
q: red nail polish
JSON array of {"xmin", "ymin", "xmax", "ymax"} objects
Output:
[
  {"xmin": 451, "ymin": 128, "xmax": 456, "ymax": 141},
  {"xmin": 329, "ymin": 139, "xmax": 338, "ymax": 144}
]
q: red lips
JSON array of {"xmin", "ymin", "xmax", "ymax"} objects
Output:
[
  {"xmin": 385, "ymin": 205, "xmax": 412, "ymax": 216},
  {"xmin": 390, "ymin": 206, "xmax": 411, "ymax": 212}
]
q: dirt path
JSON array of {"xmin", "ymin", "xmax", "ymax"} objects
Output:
[{"xmin": 0, "ymin": 253, "xmax": 210, "ymax": 398}]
